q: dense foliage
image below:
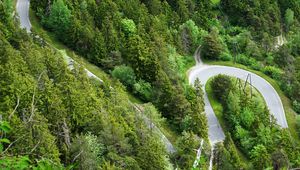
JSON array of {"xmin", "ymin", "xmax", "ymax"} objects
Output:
[
  {"xmin": 0, "ymin": 1, "xmax": 182, "ymax": 168},
  {"xmin": 31, "ymin": 0, "xmax": 209, "ymax": 140},
  {"xmin": 2, "ymin": 0, "xmax": 300, "ymax": 168},
  {"xmin": 211, "ymin": 75, "xmax": 300, "ymax": 169}
]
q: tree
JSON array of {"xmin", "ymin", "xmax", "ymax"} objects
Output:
[
  {"xmin": 90, "ymin": 31, "xmax": 108, "ymax": 67},
  {"xmin": 285, "ymin": 9, "xmax": 294, "ymax": 32},
  {"xmin": 179, "ymin": 20, "xmax": 200, "ymax": 54},
  {"xmin": 223, "ymin": 134, "xmax": 244, "ymax": 169},
  {"xmin": 201, "ymin": 30, "xmax": 224, "ymax": 60},
  {"xmin": 211, "ymin": 75, "xmax": 233, "ymax": 102},
  {"xmin": 124, "ymin": 35, "xmax": 159, "ymax": 82},
  {"xmin": 136, "ymin": 135, "xmax": 168, "ymax": 170},
  {"xmin": 0, "ymin": 0, "xmax": 13, "ymax": 24},
  {"xmin": 250, "ymin": 145, "xmax": 271, "ymax": 169},
  {"xmin": 274, "ymin": 45, "xmax": 294, "ymax": 68},
  {"xmin": 184, "ymin": 78, "xmax": 208, "ymax": 138},
  {"xmin": 214, "ymin": 143, "xmax": 235, "ymax": 170},
  {"xmin": 174, "ymin": 131, "xmax": 199, "ymax": 169},
  {"xmin": 44, "ymin": 0, "xmax": 72, "ymax": 35},
  {"xmin": 271, "ymin": 149, "xmax": 289, "ymax": 170},
  {"xmin": 112, "ymin": 65, "xmax": 136, "ymax": 88},
  {"xmin": 133, "ymin": 80, "xmax": 153, "ymax": 101},
  {"xmin": 240, "ymin": 107, "xmax": 255, "ymax": 129},
  {"xmin": 226, "ymin": 91, "xmax": 241, "ymax": 115},
  {"xmin": 192, "ymin": 1, "xmax": 213, "ymax": 30},
  {"xmin": 121, "ymin": 19, "xmax": 137, "ymax": 36},
  {"xmin": 70, "ymin": 134, "xmax": 104, "ymax": 169}
]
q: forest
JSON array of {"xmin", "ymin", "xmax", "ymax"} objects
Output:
[
  {"xmin": 0, "ymin": 0, "xmax": 300, "ymax": 169},
  {"xmin": 209, "ymin": 75, "xmax": 300, "ymax": 169}
]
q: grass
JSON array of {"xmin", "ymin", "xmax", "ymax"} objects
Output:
[
  {"xmin": 205, "ymin": 60, "xmax": 300, "ymax": 142},
  {"xmin": 206, "ymin": 79, "xmax": 225, "ymax": 128}
]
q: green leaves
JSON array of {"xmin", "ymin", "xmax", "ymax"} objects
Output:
[
  {"xmin": 0, "ymin": 156, "xmax": 31, "ymax": 170},
  {"xmin": 285, "ymin": 9, "xmax": 295, "ymax": 30},
  {"xmin": 0, "ymin": 121, "xmax": 11, "ymax": 133},
  {"xmin": 121, "ymin": 19, "xmax": 137, "ymax": 35},
  {"xmin": 201, "ymin": 30, "xmax": 224, "ymax": 60},
  {"xmin": 112, "ymin": 65, "xmax": 136, "ymax": 88},
  {"xmin": 250, "ymin": 145, "xmax": 271, "ymax": 169},
  {"xmin": 44, "ymin": 0, "xmax": 72, "ymax": 35}
]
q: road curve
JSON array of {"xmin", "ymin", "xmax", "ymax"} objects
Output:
[{"xmin": 189, "ymin": 49, "xmax": 288, "ymax": 144}]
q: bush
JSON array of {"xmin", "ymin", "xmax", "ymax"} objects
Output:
[
  {"xmin": 265, "ymin": 54, "xmax": 274, "ymax": 65},
  {"xmin": 293, "ymin": 100, "xmax": 300, "ymax": 114},
  {"xmin": 112, "ymin": 65, "xmax": 136, "ymax": 88},
  {"xmin": 250, "ymin": 62, "xmax": 263, "ymax": 71},
  {"xmin": 133, "ymin": 80, "xmax": 153, "ymax": 101},
  {"xmin": 263, "ymin": 66, "xmax": 283, "ymax": 80},
  {"xmin": 236, "ymin": 54, "xmax": 257, "ymax": 67},
  {"xmin": 211, "ymin": 74, "xmax": 233, "ymax": 102},
  {"xmin": 220, "ymin": 52, "xmax": 233, "ymax": 61},
  {"xmin": 121, "ymin": 19, "xmax": 137, "ymax": 35}
]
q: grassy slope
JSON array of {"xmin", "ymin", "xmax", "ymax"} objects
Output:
[{"xmin": 206, "ymin": 60, "xmax": 300, "ymax": 141}]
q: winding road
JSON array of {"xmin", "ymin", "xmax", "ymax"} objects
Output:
[
  {"xmin": 17, "ymin": 0, "xmax": 288, "ymax": 162},
  {"xmin": 189, "ymin": 48, "xmax": 288, "ymax": 145}
]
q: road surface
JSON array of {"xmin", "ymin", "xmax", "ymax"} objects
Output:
[
  {"xmin": 189, "ymin": 48, "xmax": 288, "ymax": 145},
  {"xmin": 16, "ymin": 0, "xmax": 31, "ymax": 32}
]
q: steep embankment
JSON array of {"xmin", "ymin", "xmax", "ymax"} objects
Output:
[{"xmin": 16, "ymin": 0, "xmax": 175, "ymax": 153}]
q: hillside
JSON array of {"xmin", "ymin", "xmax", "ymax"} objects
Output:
[{"xmin": 1, "ymin": 0, "xmax": 300, "ymax": 169}]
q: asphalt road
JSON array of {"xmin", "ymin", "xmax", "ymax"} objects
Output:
[
  {"xmin": 189, "ymin": 50, "xmax": 288, "ymax": 144},
  {"xmin": 16, "ymin": 0, "xmax": 31, "ymax": 32}
]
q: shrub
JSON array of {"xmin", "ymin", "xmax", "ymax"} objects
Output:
[
  {"xmin": 133, "ymin": 80, "xmax": 153, "ymax": 101},
  {"xmin": 292, "ymin": 100, "xmax": 300, "ymax": 114},
  {"xmin": 211, "ymin": 74, "xmax": 233, "ymax": 102},
  {"xmin": 121, "ymin": 19, "xmax": 137, "ymax": 35},
  {"xmin": 263, "ymin": 66, "xmax": 283, "ymax": 80},
  {"xmin": 236, "ymin": 54, "xmax": 258, "ymax": 67},
  {"xmin": 112, "ymin": 65, "xmax": 136, "ymax": 88},
  {"xmin": 220, "ymin": 52, "xmax": 233, "ymax": 61},
  {"xmin": 250, "ymin": 62, "xmax": 263, "ymax": 71},
  {"xmin": 265, "ymin": 54, "xmax": 274, "ymax": 65}
]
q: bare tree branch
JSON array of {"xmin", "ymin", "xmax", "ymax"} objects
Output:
[
  {"xmin": 1, "ymin": 135, "xmax": 25, "ymax": 154},
  {"xmin": 27, "ymin": 71, "xmax": 46, "ymax": 123},
  {"xmin": 9, "ymin": 96, "xmax": 20, "ymax": 120},
  {"xmin": 30, "ymin": 140, "xmax": 40, "ymax": 153},
  {"xmin": 72, "ymin": 150, "xmax": 83, "ymax": 163}
]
